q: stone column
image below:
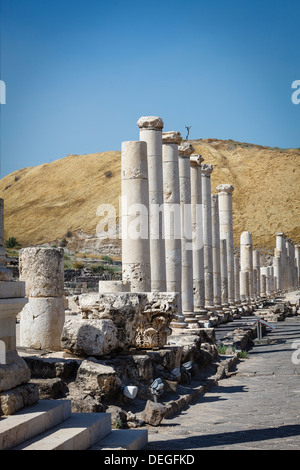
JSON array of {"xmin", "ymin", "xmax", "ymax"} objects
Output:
[
  {"xmin": 211, "ymin": 193, "xmax": 222, "ymax": 313},
  {"xmin": 137, "ymin": 116, "xmax": 166, "ymax": 292},
  {"xmin": 0, "ymin": 198, "xmax": 39, "ymax": 415},
  {"xmin": 260, "ymin": 270, "xmax": 267, "ymax": 298},
  {"xmin": 276, "ymin": 232, "xmax": 286, "ymax": 290},
  {"xmin": 290, "ymin": 241, "xmax": 296, "ymax": 288},
  {"xmin": 201, "ymin": 164, "xmax": 214, "ymax": 311},
  {"xmin": 240, "ymin": 231, "xmax": 253, "ymax": 302},
  {"xmin": 19, "ymin": 247, "xmax": 65, "ymax": 351},
  {"xmin": 217, "ymin": 184, "xmax": 235, "ymax": 307},
  {"xmin": 253, "ymin": 250, "xmax": 260, "ymax": 299},
  {"xmin": 234, "ymin": 255, "xmax": 241, "ymax": 305},
  {"xmin": 273, "ymin": 253, "xmax": 281, "ymax": 293},
  {"xmin": 121, "ymin": 140, "xmax": 151, "ymax": 292},
  {"xmin": 190, "ymin": 154, "xmax": 206, "ymax": 316},
  {"xmin": 295, "ymin": 245, "xmax": 300, "ymax": 288},
  {"xmin": 267, "ymin": 266, "xmax": 274, "ymax": 296},
  {"xmin": 286, "ymin": 238, "xmax": 291, "ymax": 290},
  {"xmin": 162, "ymin": 131, "xmax": 187, "ymax": 328},
  {"xmin": 178, "ymin": 142, "xmax": 197, "ymax": 327},
  {"xmin": 220, "ymin": 239, "xmax": 229, "ymax": 308},
  {"xmin": 240, "ymin": 271, "xmax": 249, "ymax": 303}
]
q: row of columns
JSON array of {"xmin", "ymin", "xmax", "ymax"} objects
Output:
[
  {"xmin": 121, "ymin": 116, "xmax": 299, "ymax": 329},
  {"xmin": 121, "ymin": 116, "xmax": 239, "ymax": 328},
  {"xmin": 259, "ymin": 233, "xmax": 300, "ymax": 297}
]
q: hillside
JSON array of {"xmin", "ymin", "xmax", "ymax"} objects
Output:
[{"xmin": 0, "ymin": 140, "xmax": 299, "ymax": 252}]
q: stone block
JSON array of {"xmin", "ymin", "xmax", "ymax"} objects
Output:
[{"xmin": 0, "ymin": 382, "xmax": 39, "ymax": 416}]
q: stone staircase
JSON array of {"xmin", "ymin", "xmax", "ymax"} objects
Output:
[{"xmin": 0, "ymin": 399, "xmax": 147, "ymax": 450}]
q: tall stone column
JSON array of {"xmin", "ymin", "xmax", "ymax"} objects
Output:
[
  {"xmin": 201, "ymin": 164, "xmax": 214, "ymax": 311},
  {"xmin": 267, "ymin": 266, "xmax": 274, "ymax": 295},
  {"xmin": 286, "ymin": 238, "xmax": 291, "ymax": 289},
  {"xmin": 162, "ymin": 131, "xmax": 187, "ymax": 328},
  {"xmin": 220, "ymin": 239, "xmax": 229, "ymax": 308},
  {"xmin": 273, "ymin": 253, "xmax": 281, "ymax": 293},
  {"xmin": 276, "ymin": 232, "xmax": 286, "ymax": 290},
  {"xmin": 19, "ymin": 247, "xmax": 65, "ymax": 351},
  {"xmin": 295, "ymin": 245, "xmax": 300, "ymax": 288},
  {"xmin": 290, "ymin": 241, "xmax": 296, "ymax": 288},
  {"xmin": 190, "ymin": 154, "xmax": 206, "ymax": 316},
  {"xmin": 253, "ymin": 250, "xmax": 260, "ymax": 299},
  {"xmin": 211, "ymin": 193, "xmax": 222, "ymax": 312},
  {"xmin": 178, "ymin": 142, "xmax": 197, "ymax": 327},
  {"xmin": 240, "ymin": 231, "xmax": 253, "ymax": 302},
  {"xmin": 137, "ymin": 116, "xmax": 166, "ymax": 292},
  {"xmin": 217, "ymin": 184, "xmax": 235, "ymax": 307},
  {"xmin": 234, "ymin": 255, "xmax": 241, "ymax": 305},
  {"xmin": 121, "ymin": 140, "xmax": 151, "ymax": 292}
]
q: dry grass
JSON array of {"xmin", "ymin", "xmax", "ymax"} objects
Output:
[{"xmin": 0, "ymin": 140, "xmax": 299, "ymax": 249}]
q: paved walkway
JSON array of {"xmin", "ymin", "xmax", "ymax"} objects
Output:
[{"xmin": 146, "ymin": 315, "xmax": 300, "ymax": 450}]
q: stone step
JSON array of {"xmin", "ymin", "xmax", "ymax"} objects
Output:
[
  {"xmin": 91, "ymin": 429, "xmax": 148, "ymax": 450},
  {"xmin": 0, "ymin": 399, "xmax": 71, "ymax": 450},
  {"xmin": 12, "ymin": 412, "xmax": 111, "ymax": 450}
]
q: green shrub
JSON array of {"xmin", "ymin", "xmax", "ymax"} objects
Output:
[{"xmin": 5, "ymin": 237, "xmax": 21, "ymax": 249}]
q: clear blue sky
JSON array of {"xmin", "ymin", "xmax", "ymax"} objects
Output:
[{"xmin": 0, "ymin": 0, "xmax": 299, "ymax": 177}]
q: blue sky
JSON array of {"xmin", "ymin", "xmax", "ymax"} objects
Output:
[{"xmin": 0, "ymin": 0, "xmax": 299, "ymax": 177}]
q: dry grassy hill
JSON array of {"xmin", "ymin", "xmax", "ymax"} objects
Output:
[{"xmin": 0, "ymin": 139, "xmax": 299, "ymax": 252}]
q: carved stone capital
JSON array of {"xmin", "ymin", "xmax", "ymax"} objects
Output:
[
  {"xmin": 178, "ymin": 142, "xmax": 195, "ymax": 157},
  {"xmin": 137, "ymin": 116, "xmax": 164, "ymax": 130},
  {"xmin": 201, "ymin": 163, "xmax": 213, "ymax": 176},
  {"xmin": 216, "ymin": 183, "xmax": 234, "ymax": 193},
  {"xmin": 162, "ymin": 131, "xmax": 182, "ymax": 144},
  {"xmin": 190, "ymin": 153, "xmax": 204, "ymax": 166}
]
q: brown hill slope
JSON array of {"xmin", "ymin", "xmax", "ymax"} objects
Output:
[{"xmin": 0, "ymin": 140, "xmax": 299, "ymax": 250}]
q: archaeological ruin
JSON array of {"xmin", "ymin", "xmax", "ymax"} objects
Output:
[{"xmin": 0, "ymin": 116, "xmax": 299, "ymax": 450}]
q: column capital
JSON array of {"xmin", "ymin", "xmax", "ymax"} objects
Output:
[
  {"xmin": 276, "ymin": 232, "xmax": 286, "ymax": 238},
  {"xmin": 137, "ymin": 116, "xmax": 164, "ymax": 130},
  {"xmin": 216, "ymin": 183, "xmax": 234, "ymax": 193},
  {"xmin": 190, "ymin": 153, "xmax": 204, "ymax": 166},
  {"xmin": 178, "ymin": 142, "xmax": 195, "ymax": 157},
  {"xmin": 201, "ymin": 163, "xmax": 213, "ymax": 176},
  {"xmin": 240, "ymin": 231, "xmax": 252, "ymax": 244},
  {"xmin": 162, "ymin": 131, "xmax": 182, "ymax": 144}
]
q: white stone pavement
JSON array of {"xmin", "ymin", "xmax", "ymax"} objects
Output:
[{"xmin": 146, "ymin": 292, "xmax": 300, "ymax": 450}]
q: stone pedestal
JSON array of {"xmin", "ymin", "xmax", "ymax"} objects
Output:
[
  {"xmin": 98, "ymin": 280, "xmax": 131, "ymax": 293},
  {"xmin": 217, "ymin": 184, "xmax": 235, "ymax": 307},
  {"xmin": 0, "ymin": 198, "xmax": 39, "ymax": 415},
  {"xmin": 137, "ymin": 116, "xmax": 166, "ymax": 292},
  {"xmin": 19, "ymin": 247, "xmax": 65, "ymax": 351},
  {"xmin": 121, "ymin": 140, "xmax": 151, "ymax": 292},
  {"xmin": 162, "ymin": 131, "xmax": 186, "ymax": 328},
  {"xmin": 178, "ymin": 143, "xmax": 198, "ymax": 327}
]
